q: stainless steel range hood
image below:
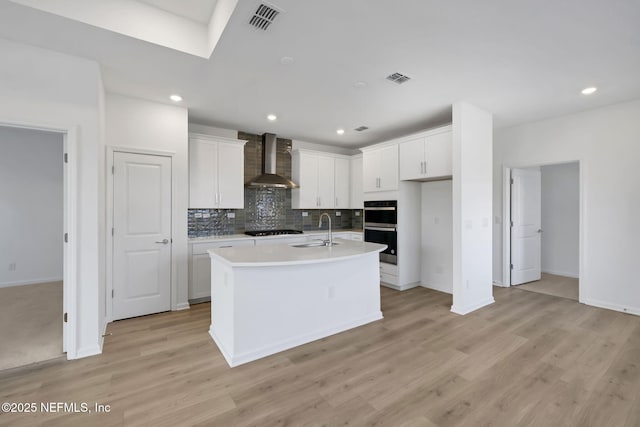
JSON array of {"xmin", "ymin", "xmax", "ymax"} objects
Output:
[{"xmin": 246, "ymin": 133, "xmax": 298, "ymax": 189}]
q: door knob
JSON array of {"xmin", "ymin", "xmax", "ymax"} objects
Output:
[
  {"xmin": 155, "ymin": 239, "xmax": 169, "ymax": 244},
  {"xmin": 537, "ymin": 229, "xmax": 543, "ymax": 233}
]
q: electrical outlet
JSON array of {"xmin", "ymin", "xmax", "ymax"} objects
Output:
[
  {"xmin": 194, "ymin": 213, "xmax": 203, "ymax": 218},
  {"xmin": 335, "ymin": 211, "xmax": 341, "ymax": 217},
  {"xmin": 202, "ymin": 213, "xmax": 210, "ymax": 219},
  {"xmin": 227, "ymin": 212, "xmax": 235, "ymax": 219},
  {"xmin": 355, "ymin": 211, "xmax": 361, "ymax": 217},
  {"xmin": 8, "ymin": 262, "xmax": 16, "ymax": 271},
  {"xmin": 302, "ymin": 212, "xmax": 309, "ymax": 217}
]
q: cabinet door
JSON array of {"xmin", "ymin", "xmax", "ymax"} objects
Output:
[
  {"xmin": 293, "ymin": 152, "xmax": 320, "ymax": 208},
  {"xmin": 362, "ymin": 150, "xmax": 381, "ymax": 192},
  {"xmin": 217, "ymin": 142, "xmax": 245, "ymax": 208},
  {"xmin": 317, "ymin": 156, "xmax": 335, "ymax": 208},
  {"xmin": 399, "ymin": 137, "xmax": 425, "ymax": 180},
  {"xmin": 334, "ymin": 158, "xmax": 350, "ymax": 209},
  {"xmin": 349, "ymin": 156, "xmax": 363, "ymax": 209},
  {"xmin": 189, "ymin": 139, "xmax": 218, "ymax": 208},
  {"xmin": 425, "ymin": 131, "xmax": 453, "ymax": 179},
  {"xmin": 378, "ymin": 145, "xmax": 399, "ymax": 191},
  {"xmin": 190, "ymin": 253, "xmax": 212, "ymax": 300}
]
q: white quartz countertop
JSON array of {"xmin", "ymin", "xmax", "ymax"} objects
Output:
[
  {"xmin": 189, "ymin": 229, "xmax": 363, "ymax": 244},
  {"xmin": 208, "ymin": 238, "xmax": 386, "ymax": 267}
]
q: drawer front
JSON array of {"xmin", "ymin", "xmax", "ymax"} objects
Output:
[
  {"xmin": 380, "ymin": 272, "xmax": 398, "ymax": 285},
  {"xmin": 351, "ymin": 233, "xmax": 363, "ymax": 241},
  {"xmin": 380, "ymin": 262, "xmax": 398, "ymax": 276}
]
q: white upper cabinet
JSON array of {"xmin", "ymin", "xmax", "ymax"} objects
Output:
[
  {"xmin": 349, "ymin": 155, "xmax": 363, "ymax": 209},
  {"xmin": 292, "ymin": 150, "xmax": 350, "ymax": 209},
  {"xmin": 399, "ymin": 127, "xmax": 452, "ymax": 181},
  {"xmin": 362, "ymin": 144, "xmax": 398, "ymax": 192},
  {"xmin": 334, "ymin": 157, "xmax": 350, "ymax": 209},
  {"xmin": 316, "ymin": 155, "xmax": 335, "ymax": 209},
  {"xmin": 189, "ymin": 134, "xmax": 246, "ymax": 209}
]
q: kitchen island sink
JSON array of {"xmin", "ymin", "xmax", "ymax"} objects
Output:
[{"xmin": 290, "ymin": 240, "xmax": 340, "ymax": 248}]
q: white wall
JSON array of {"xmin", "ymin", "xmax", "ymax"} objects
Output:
[
  {"xmin": 188, "ymin": 123, "xmax": 237, "ymax": 139},
  {"xmin": 293, "ymin": 139, "xmax": 359, "ymax": 156},
  {"xmin": 106, "ymin": 94, "xmax": 189, "ymax": 311},
  {"xmin": 452, "ymin": 102, "xmax": 494, "ymax": 314},
  {"xmin": 0, "ymin": 127, "xmax": 63, "ymax": 286},
  {"xmin": 541, "ymin": 162, "xmax": 579, "ymax": 278},
  {"xmin": 494, "ymin": 98, "xmax": 640, "ymax": 315},
  {"xmin": 0, "ymin": 38, "xmax": 105, "ymax": 358},
  {"xmin": 420, "ymin": 180, "xmax": 453, "ymax": 294}
]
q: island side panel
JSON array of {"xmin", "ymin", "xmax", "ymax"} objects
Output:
[
  {"xmin": 230, "ymin": 252, "xmax": 383, "ymax": 366},
  {"xmin": 209, "ymin": 256, "xmax": 235, "ymax": 365}
]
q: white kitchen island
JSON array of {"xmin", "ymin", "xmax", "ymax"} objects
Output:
[{"xmin": 208, "ymin": 238, "xmax": 387, "ymax": 367}]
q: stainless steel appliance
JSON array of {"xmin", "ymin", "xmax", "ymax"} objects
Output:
[
  {"xmin": 364, "ymin": 200, "xmax": 397, "ymax": 264},
  {"xmin": 245, "ymin": 133, "xmax": 298, "ymax": 189}
]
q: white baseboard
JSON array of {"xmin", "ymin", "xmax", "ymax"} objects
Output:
[
  {"xmin": 542, "ymin": 269, "xmax": 579, "ymax": 279},
  {"xmin": 97, "ymin": 318, "xmax": 108, "ymax": 354},
  {"xmin": 210, "ymin": 311, "xmax": 384, "ymax": 368},
  {"xmin": 451, "ymin": 297, "xmax": 496, "ymax": 315},
  {"xmin": 420, "ymin": 283, "xmax": 452, "ymax": 295},
  {"xmin": 0, "ymin": 277, "xmax": 63, "ymax": 288},
  {"xmin": 493, "ymin": 280, "xmax": 509, "ymax": 288},
  {"xmin": 581, "ymin": 298, "xmax": 640, "ymax": 317},
  {"xmin": 175, "ymin": 302, "xmax": 190, "ymax": 311},
  {"xmin": 381, "ymin": 281, "xmax": 420, "ymax": 291},
  {"xmin": 73, "ymin": 344, "xmax": 102, "ymax": 360}
]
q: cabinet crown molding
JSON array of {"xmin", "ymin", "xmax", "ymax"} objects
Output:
[
  {"xmin": 360, "ymin": 124, "xmax": 452, "ymax": 152},
  {"xmin": 189, "ymin": 133, "xmax": 247, "ymax": 145},
  {"xmin": 292, "ymin": 148, "xmax": 351, "ymax": 160}
]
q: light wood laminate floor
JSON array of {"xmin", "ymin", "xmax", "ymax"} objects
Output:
[
  {"xmin": 516, "ymin": 273, "xmax": 579, "ymax": 301},
  {"xmin": 1, "ymin": 286, "xmax": 639, "ymax": 426}
]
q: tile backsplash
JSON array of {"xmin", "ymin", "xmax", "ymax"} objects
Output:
[
  {"xmin": 188, "ymin": 131, "xmax": 363, "ymax": 238},
  {"xmin": 188, "ymin": 192, "xmax": 362, "ymax": 237}
]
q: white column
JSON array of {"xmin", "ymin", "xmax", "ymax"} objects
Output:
[{"xmin": 451, "ymin": 102, "xmax": 495, "ymax": 314}]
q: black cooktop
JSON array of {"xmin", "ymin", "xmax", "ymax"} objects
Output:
[{"xmin": 244, "ymin": 229, "xmax": 304, "ymax": 237}]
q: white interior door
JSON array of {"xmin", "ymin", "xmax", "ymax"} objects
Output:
[
  {"xmin": 113, "ymin": 152, "xmax": 172, "ymax": 320},
  {"xmin": 511, "ymin": 168, "xmax": 542, "ymax": 285}
]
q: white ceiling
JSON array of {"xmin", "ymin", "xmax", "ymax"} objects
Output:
[
  {"xmin": 1, "ymin": 0, "xmax": 640, "ymax": 148},
  {"xmin": 137, "ymin": 0, "xmax": 218, "ymax": 25}
]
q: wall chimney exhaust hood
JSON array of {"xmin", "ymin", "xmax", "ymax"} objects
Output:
[{"xmin": 246, "ymin": 133, "xmax": 298, "ymax": 189}]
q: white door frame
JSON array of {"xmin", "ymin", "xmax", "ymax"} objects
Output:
[
  {"xmin": 502, "ymin": 160, "xmax": 585, "ymax": 302},
  {"xmin": 0, "ymin": 119, "xmax": 78, "ymax": 359},
  {"xmin": 106, "ymin": 146, "xmax": 176, "ymax": 322}
]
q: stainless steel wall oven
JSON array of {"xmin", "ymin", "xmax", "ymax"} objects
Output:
[{"xmin": 364, "ymin": 200, "xmax": 397, "ymax": 265}]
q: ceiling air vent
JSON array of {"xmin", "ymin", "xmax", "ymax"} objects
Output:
[
  {"xmin": 386, "ymin": 72, "xmax": 411, "ymax": 84},
  {"xmin": 354, "ymin": 126, "xmax": 369, "ymax": 132},
  {"xmin": 249, "ymin": 3, "xmax": 281, "ymax": 30}
]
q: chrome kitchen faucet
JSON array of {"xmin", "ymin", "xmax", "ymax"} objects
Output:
[{"xmin": 319, "ymin": 213, "xmax": 334, "ymax": 246}]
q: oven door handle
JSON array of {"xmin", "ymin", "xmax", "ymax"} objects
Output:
[
  {"xmin": 364, "ymin": 207, "xmax": 396, "ymax": 211},
  {"xmin": 365, "ymin": 226, "xmax": 397, "ymax": 232}
]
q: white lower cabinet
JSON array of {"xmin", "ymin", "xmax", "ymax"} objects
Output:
[
  {"xmin": 379, "ymin": 262, "xmax": 398, "ymax": 286},
  {"xmin": 254, "ymin": 235, "xmax": 310, "ymax": 246},
  {"xmin": 189, "ymin": 239, "xmax": 255, "ymax": 301}
]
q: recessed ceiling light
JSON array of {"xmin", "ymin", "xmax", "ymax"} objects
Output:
[
  {"xmin": 353, "ymin": 81, "xmax": 367, "ymax": 89},
  {"xmin": 581, "ymin": 87, "xmax": 597, "ymax": 95},
  {"xmin": 267, "ymin": 114, "xmax": 277, "ymax": 121},
  {"xmin": 336, "ymin": 129, "xmax": 345, "ymax": 135},
  {"xmin": 169, "ymin": 94, "xmax": 182, "ymax": 102},
  {"xmin": 280, "ymin": 56, "xmax": 294, "ymax": 65}
]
